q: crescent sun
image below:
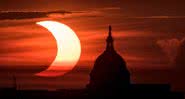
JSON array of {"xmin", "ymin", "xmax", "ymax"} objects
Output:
[{"xmin": 35, "ymin": 21, "xmax": 81, "ymax": 77}]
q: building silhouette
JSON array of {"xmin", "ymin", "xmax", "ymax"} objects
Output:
[{"xmin": 87, "ymin": 26, "xmax": 130, "ymax": 94}]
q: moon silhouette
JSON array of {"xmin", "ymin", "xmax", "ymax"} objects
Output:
[{"xmin": 36, "ymin": 21, "xmax": 81, "ymax": 77}]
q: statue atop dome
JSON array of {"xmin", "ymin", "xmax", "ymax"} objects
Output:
[
  {"xmin": 106, "ymin": 26, "xmax": 114, "ymax": 51},
  {"xmin": 87, "ymin": 26, "xmax": 130, "ymax": 94}
]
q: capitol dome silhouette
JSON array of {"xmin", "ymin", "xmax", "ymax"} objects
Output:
[{"xmin": 87, "ymin": 26, "xmax": 130, "ymax": 93}]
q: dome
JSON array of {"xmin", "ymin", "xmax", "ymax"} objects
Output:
[{"xmin": 87, "ymin": 26, "xmax": 130, "ymax": 91}]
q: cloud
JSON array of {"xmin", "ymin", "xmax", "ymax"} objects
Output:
[
  {"xmin": 0, "ymin": 10, "xmax": 71, "ymax": 20},
  {"xmin": 53, "ymin": 7, "xmax": 121, "ymax": 19},
  {"xmin": 157, "ymin": 37, "xmax": 185, "ymax": 70},
  {"xmin": 91, "ymin": 7, "xmax": 121, "ymax": 11},
  {"xmin": 2, "ymin": 8, "xmax": 184, "ymax": 21},
  {"xmin": 0, "ymin": 10, "xmax": 104, "ymax": 21},
  {"xmin": 53, "ymin": 11, "xmax": 103, "ymax": 19},
  {"xmin": 157, "ymin": 38, "xmax": 181, "ymax": 63},
  {"xmin": 127, "ymin": 16, "xmax": 185, "ymax": 19}
]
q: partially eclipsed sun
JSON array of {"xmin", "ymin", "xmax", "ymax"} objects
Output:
[{"xmin": 36, "ymin": 21, "xmax": 81, "ymax": 77}]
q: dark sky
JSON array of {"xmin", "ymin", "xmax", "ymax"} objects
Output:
[{"xmin": 0, "ymin": 0, "xmax": 185, "ymax": 92}]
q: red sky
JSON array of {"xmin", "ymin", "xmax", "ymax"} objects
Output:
[{"xmin": 0, "ymin": 0, "xmax": 185, "ymax": 92}]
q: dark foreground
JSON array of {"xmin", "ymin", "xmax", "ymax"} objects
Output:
[{"xmin": 0, "ymin": 84, "xmax": 184, "ymax": 99}]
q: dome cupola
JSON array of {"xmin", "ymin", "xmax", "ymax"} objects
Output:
[{"xmin": 87, "ymin": 26, "xmax": 130, "ymax": 92}]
